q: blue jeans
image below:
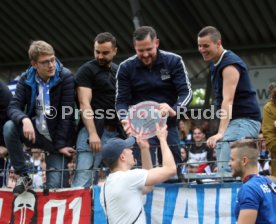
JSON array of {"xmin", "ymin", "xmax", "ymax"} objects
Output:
[
  {"xmin": 3, "ymin": 120, "xmax": 69, "ymax": 188},
  {"xmin": 216, "ymin": 118, "xmax": 261, "ymax": 172},
  {"xmin": 71, "ymin": 127, "xmax": 118, "ymax": 187}
]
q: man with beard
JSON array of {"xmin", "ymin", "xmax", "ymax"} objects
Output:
[
  {"xmin": 229, "ymin": 139, "xmax": 276, "ymax": 224},
  {"xmin": 72, "ymin": 32, "xmax": 124, "ymax": 187},
  {"xmin": 116, "ymin": 26, "xmax": 192, "ymax": 181}
]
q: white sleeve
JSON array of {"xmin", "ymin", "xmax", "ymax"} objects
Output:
[{"xmin": 126, "ymin": 169, "xmax": 148, "ymax": 191}]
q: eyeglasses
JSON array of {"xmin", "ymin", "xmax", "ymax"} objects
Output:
[{"xmin": 37, "ymin": 57, "xmax": 56, "ymax": 67}]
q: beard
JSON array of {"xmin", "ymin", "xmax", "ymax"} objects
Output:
[
  {"xmin": 97, "ymin": 58, "xmax": 111, "ymax": 68},
  {"xmin": 232, "ymin": 166, "xmax": 243, "ymax": 178}
]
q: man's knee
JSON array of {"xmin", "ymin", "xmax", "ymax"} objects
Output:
[{"xmin": 3, "ymin": 120, "xmax": 18, "ymax": 139}]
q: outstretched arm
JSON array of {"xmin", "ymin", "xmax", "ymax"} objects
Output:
[
  {"xmin": 145, "ymin": 124, "xmax": 177, "ymax": 186},
  {"xmin": 136, "ymin": 134, "xmax": 153, "ymax": 193}
]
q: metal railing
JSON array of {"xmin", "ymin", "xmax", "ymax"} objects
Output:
[{"xmin": 0, "ymin": 138, "xmax": 272, "ymax": 188}]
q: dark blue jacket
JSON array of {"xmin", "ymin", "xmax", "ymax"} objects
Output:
[
  {"xmin": 210, "ymin": 50, "xmax": 261, "ymax": 121},
  {"xmin": 0, "ymin": 81, "xmax": 12, "ymax": 146},
  {"xmin": 116, "ymin": 49, "xmax": 192, "ymax": 126},
  {"xmin": 7, "ymin": 60, "xmax": 76, "ymax": 151}
]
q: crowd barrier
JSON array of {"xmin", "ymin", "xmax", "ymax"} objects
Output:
[
  {"xmin": 0, "ymin": 138, "xmax": 269, "ymax": 223},
  {"xmin": 0, "ymin": 182, "xmax": 241, "ymax": 224}
]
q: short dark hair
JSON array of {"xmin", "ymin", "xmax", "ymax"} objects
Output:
[
  {"xmin": 94, "ymin": 32, "xmax": 116, "ymax": 48},
  {"xmin": 133, "ymin": 26, "xmax": 157, "ymax": 42},
  {"xmin": 103, "ymin": 158, "xmax": 119, "ymax": 170},
  {"xmin": 197, "ymin": 26, "xmax": 221, "ymax": 43},
  {"xmin": 192, "ymin": 126, "xmax": 205, "ymax": 135}
]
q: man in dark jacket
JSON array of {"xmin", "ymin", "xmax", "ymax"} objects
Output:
[
  {"xmin": 3, "ymin": 40, "xmax": 76, "ymax": 195},
  {"xmin": 116, "ymin": 26, "xmax": 192, "ymax": 179}
]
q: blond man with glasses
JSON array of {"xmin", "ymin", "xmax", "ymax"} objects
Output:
[{"xmin": 4, "ymin": 40, "xmax": 76, "ymax": 195}]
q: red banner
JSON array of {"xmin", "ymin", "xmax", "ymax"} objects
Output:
[{"xmin": 0, "ymin": 188, "xmax": 91, "ymax": 224}]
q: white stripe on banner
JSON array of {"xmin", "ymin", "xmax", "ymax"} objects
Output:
[
  {"xmin": 172, "ymin": 187, "xmax": 198, "ymax": 224},
  {"xmin": 151, "ymin": 187, "xmax": 166, "ymax": 224},
  {"xmin": 203, "ymin": 188, "xmax": 217, "ymax": 224},
  {"xmin": 218, "ymin": 188, "xmax": 232, "ymax": 224},
  {"xmin": 93, "ymin": 183, "xmax": 241, "ymax": 224}
]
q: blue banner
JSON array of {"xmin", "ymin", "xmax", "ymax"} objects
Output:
[{"xmin": 94, "ymin": 182, "xmax": 241, "ymax": 224}]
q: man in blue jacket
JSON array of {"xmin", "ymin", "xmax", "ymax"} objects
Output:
[
  {"xmin": 116, "ymin": 26, "xmax": 192, "ymax": 178},
  {"xmin": 4, "ymin": 40, "xmax": 76, "ymax": 195}
]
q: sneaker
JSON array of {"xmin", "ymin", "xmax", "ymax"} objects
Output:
[{"xmin": 13, "ymin": 176, "xmax": 32, "ymax": 195}]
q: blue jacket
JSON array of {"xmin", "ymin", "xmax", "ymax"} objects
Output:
[
  {"xmin": 7, "ymin": 59, "xmax": 76, "ymax": 151},
  {"xmin": 116, "ymin": 49, "xmax": 192, "ymax": 126}
]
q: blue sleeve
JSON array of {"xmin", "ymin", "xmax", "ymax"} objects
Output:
[
  {"xmin": 115, "ymin": 62, "xmax": 131, "ymax": 120},
  {"xmin": 238, "ymin": 185, "xmax": 261, "ymax": 211},
  {"xmin": 171, "ymin": 56, "xmax": 192, "ymax": 111}
]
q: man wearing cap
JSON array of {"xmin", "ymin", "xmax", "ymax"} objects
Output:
[{"xmin": 100, "ymin": 124, "xmax": 176, "ymax": 224}]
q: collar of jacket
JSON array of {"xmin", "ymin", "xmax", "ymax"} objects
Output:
[{"xmin": 24, "ymin": 58, "xmax": 62, "ymax": 88}]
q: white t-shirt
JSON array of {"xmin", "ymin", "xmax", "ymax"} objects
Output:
[{"xmin": 100, "ymin": 169, "xmax": 148, "ymax": 224}]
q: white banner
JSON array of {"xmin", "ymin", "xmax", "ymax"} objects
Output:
[{"xmin": 94, "ymin": 182, "xmax": 241, "ymax": 224}]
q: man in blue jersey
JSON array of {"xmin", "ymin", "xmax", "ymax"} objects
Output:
[
  {"xmin": 197, "ymin": 26, "xmax": 261, "ymax": 172},
  {"xmin": 115, "ymin": 26, "xmax": 192, "ymax": 178},
  {"xmin": 229, "ymin": 139, "xmax": 276, "ymax": 224}
]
